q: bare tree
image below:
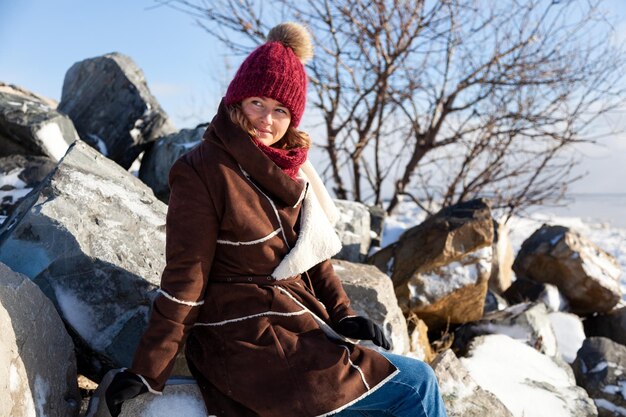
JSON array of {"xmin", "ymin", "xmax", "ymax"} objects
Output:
[{"xmin": 155, "ymin": 0, "xmax": 626, "ymax": 218}]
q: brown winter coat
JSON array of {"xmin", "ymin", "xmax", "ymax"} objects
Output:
[{"xmin": 130, "ymin": 100, "xmax": 397, "ymax": 416}]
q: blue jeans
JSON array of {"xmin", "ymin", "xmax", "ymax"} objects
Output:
[{"xmin": 334, "ymin": 353, "xmax": 448, "ymax": 417}]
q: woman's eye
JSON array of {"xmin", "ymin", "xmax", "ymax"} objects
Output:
[{"xmin": 276, "ymin": 108, "xmax": 288, "ymax": 114}]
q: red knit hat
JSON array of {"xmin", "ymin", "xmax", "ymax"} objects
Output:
[{"xmin": 225, "ymin": 23, "xmax": 313, "ymax": 127}]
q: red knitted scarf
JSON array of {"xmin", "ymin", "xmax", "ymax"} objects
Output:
[{"xmin": 253, "ymin": 138, "xmax": 308, "ymax": 180}]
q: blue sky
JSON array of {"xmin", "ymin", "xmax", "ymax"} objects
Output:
[{"xmin": 1, "ymin": 0, "xmax": 625, "ymax": 194}]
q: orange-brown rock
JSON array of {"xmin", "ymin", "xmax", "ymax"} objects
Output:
[
  {"xmin": 513, "ymin": 225, "xmax": 622, "ymax": 315},
  {"xmin": 369, "ymin": 199, "xmax": 494, "ymax": 331}
]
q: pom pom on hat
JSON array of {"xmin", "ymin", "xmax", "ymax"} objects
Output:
[
  {"xmin": 267, "ymin": 22, "xmax": 313, "ymax": 64},
  {"xmin": 225, "ymin": 22, "xmax": 313, "ymax": 127}
]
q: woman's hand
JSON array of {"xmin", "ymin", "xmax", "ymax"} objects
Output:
[
  {"xmin": 105, "ymin": 370, "xmax": 148, "ymax": 417},
  {"xmin": 335, "ymin": 316, "xmax": 391, "ymax": 350}
]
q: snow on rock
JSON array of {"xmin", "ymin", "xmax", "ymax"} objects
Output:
[
  {"xmin": 431, "ymin": 349, "xmax": 513, "ymax": 417},
  {"xmin": 453, "ymin": 302, "xmax": 558, "ymax": 357},
  {"xmin": 507, "ymin": 214, "xmax": 626, "ymax": 303},
  {"xmin": 370, "ymin": 199, "xmax": 494, "ymax": 332},
  {"xmin": 513, "ymin": 224, "xmax": 622, "ymax": 314},
  {"xmin": 0, "ymin": 90, "xmax": 78, "ymax": 161},
  {"xmin": 86, "ymin": 371, "xmax": 209, "ymax": 417},
  {"xmin": 0, "ymin": 262, "xmax": 81, "ymax": 417},
  {"xmin": 461, "ymin": 334, "xmax": 598, "ymax": 417},
  {"xmin": 548, "ymin": 311, "xmax": 585, "ymax": 363},
  {"xmin": 333, "ymin": 200, "xmax": 372, "ymax": 262},
  {"xmin": 0, "ymin": 140, "xmax": 169, "ymax": 380},
  {"xmin": 573, "ymin": 337, "xmax": 626, "ymax": 417}
]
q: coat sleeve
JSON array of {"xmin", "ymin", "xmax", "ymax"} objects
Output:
[
  {"xmin": 307, "ymin": 259, "xmax": 357, "ymax": 325},
  {"xmin": 130, "ymin": 157, "xmax": 219, "ymax": 392}
]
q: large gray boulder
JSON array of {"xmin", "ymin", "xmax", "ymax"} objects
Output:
[
  {"xmin": 58, "ymin": 52, "xmax": 176, "ymax": 169},
  {"xmin": 431, "ymin": 349, "xmax": 513, "ymax": 417},
  {"xmin": 513, "ymin": 225, "xmax": 622, "ymax": 315},
  {"xmin": 369, "ymin": 199, "xmax": 494, "ymax": 332},
  {"xmin": 461, "ymin": 334, "xmax": 598, "ymax": 417},
  {"xmin": 572, "ymin": 337, "xmax": 626, "ymax": 417},
  {"xmin": 332, "ymin": 259, "xmax": 410, "ymax": 355},
  {"xmin": 138, "ymin": 127, "xmax": 204, "ymax": 202},
  {"xmin": 0, "ymin": 90, "xmax": 78, "ymax": 160},
  {"xmin": 0, "ymin": 140, "xmax": 167, "ymax": 380},
  {"xmin": 85, "ymin": 370, "xmax": 207, "ymax": 417},
  {"xmin": 333, "ymin": 200, "xmax": 372, "ymax": 262},
  {"xmin": 0, "ymin": 262, "xmax": 81, "ymax": 417}
]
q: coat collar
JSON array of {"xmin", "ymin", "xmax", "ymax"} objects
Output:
[{"xmin": 205, "ymin": 98, "xmax": 306, "ymax": 207}]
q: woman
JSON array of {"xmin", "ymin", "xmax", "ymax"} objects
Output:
[{"xmin": 105, "ymin": 22, "xmax": 448, "ymax": 417}]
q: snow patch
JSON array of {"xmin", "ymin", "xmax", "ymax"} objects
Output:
[
  {"xmin": 54, "ymin": 287, "xmax": 101, "ymax": 348},
  {"xmin": 142, "ymin": 393, "xmax": 208, "ymax": 417},
  {"xmin": 87, "ymin": 134, "xmax": 108, "ymax": 156},
  {"xmin": 548, "ymin": 312, "xmax": 585, "ymax": 363},
  {"xmin": 64, "ymin": 170, "xmax": 163, "ymax": 226},
  {"xmin": 461, "ymin": 334, "xmax": 588, "ymax": 417},
  {"xmin": 0, "ymin": 168, "xmax": 27, "ymax": 188},
  {"xmin": 411, "ymin": 246, "xmax": 492, "ymax": 305},
  {"xmin": 34, "ymin": 374, "xmax": 49, "ymax": 417},
  {"xmin": 595, "ymin": 398, "xmax": 626, "ymax": 416},
  {"xmin": 34, "ymin": 122, "xmax": 70, "ymax": 161},
  {"xmin": 9, "ymin": 363, "xmax": 20, "ymax": 391}
]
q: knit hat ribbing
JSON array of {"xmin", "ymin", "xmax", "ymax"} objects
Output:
[{"xmin": 225, "ymin": 23, "xmax": 312, "ymax": 127}]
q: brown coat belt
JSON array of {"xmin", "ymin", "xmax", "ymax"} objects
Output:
[{"xmin": 210, "ymin": 275, "xmax": 301, "ymax": 285}]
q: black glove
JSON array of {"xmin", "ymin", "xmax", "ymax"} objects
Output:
[
  {"xmin": 105, "ymin": 370, "xmax": 148, "ymax": 417},
  {"xmin": 335, "ymin": 316, "xmax": 391, "ymax": 350}
]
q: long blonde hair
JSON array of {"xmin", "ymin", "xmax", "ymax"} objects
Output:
[{"xmin": 227, "ymin": 103, "xmax": 311, "ymax": 150}]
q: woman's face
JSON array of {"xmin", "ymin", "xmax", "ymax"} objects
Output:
[{"xmin": 241, "ymin": 97, "xmax": 291, "ymax": 147}]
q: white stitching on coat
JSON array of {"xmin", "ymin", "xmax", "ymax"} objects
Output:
[
  {"xmin": 137, "ymin": 374, "xmax": 164, "ymax": 395},
  {"xmin": 239, "ymin": 165, "xmax": 290, "ymax": 249},
  {"xmin": 339, "ymin": 345, "xmax": 370, "ymax": 390},
  {"xmin": 217, "ymin": 228, "xmax": 281, "ymax": 246},
  {"xmin": 193, "ymin": 309, "xmax": 307, "ymax": 327},
  {"xmin": 157, "ymin": 289, "xmax": 204, "ymax": 307}
]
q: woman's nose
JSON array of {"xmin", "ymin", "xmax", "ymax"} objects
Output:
[{"xmin": 259, "ymin": 109, "xmax": 272, "ymax": 125}]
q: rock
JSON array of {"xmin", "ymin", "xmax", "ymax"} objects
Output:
[
  {"xmin": 0, "ymin": 262, "xmax": 81, "ymax": 417},
  {"xmin": 503, "ymin": 278, "xmax": 569, "ymax": 312},
  {"xmin": 369, "ymin": 199, "xmax": 494, "ymax": 332},
  {"xmin": 58, "ymin": 52, "xmax": 176, "ymax": 169},
  {"xmin": 368, "ymin": 204, "xmax": 386, "ymax": 248},
  {"xmin": 483, "ymin": 289, "xmax": 508, "ymax": 314},
  {"xmin": 584, "ymin": 306, "xmax": 626, "ymax": 347},
  {"xmin": 85, "ymin": 370, "xmax": 207, "ymax": 417},
  {"xmin": 572, "ymin": 337, "xmax": 626, "ymax": 417},
  {"xmin": 453, "ymin": 302, "xmax": 558, "ymax": 356},
  {"xmin": 332, "ymin": 259, "xmax": 410, "ymax": 354},
  {"xmin": 333, "ymin": 200, "xmax": 371, "ymax": 262},
  {"xmin": 0, "ymin": 82, "xmax": 58, "ymax": 109},
  {"xmin": 0, "ymin": 154, "xmax": 56, "ymax": 218},
  {"xmin": 0, "ymin": 140, "xmax": 169, "ymax": 381},
  {"xmin": 407, "ymin": 314, "xmax": 434, "ymax": 361},
  {"xmin": 0, "ymin": 90, "xmax": 78, "ymax": 160},
  {"xmin": 431, "ymin": 349, "xmax": 514, "ymax": 417},
  {"xmin": 461, "ymin": 334, "xmax": 598, "ymax": 417},
  {"xmin": 549, "ymin": 311, "xmax": 585, "ymax": 364},
  {"xmin": 489, "ymin": 220, "xmax": 514, "ymax": 293},
  {"xmin": 138, "ymin": 127, "xmax": 204, "ymax": 202},
  {"xmin": 513, "ymin": 225, "xmax": 622, "ymax": 315}
]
